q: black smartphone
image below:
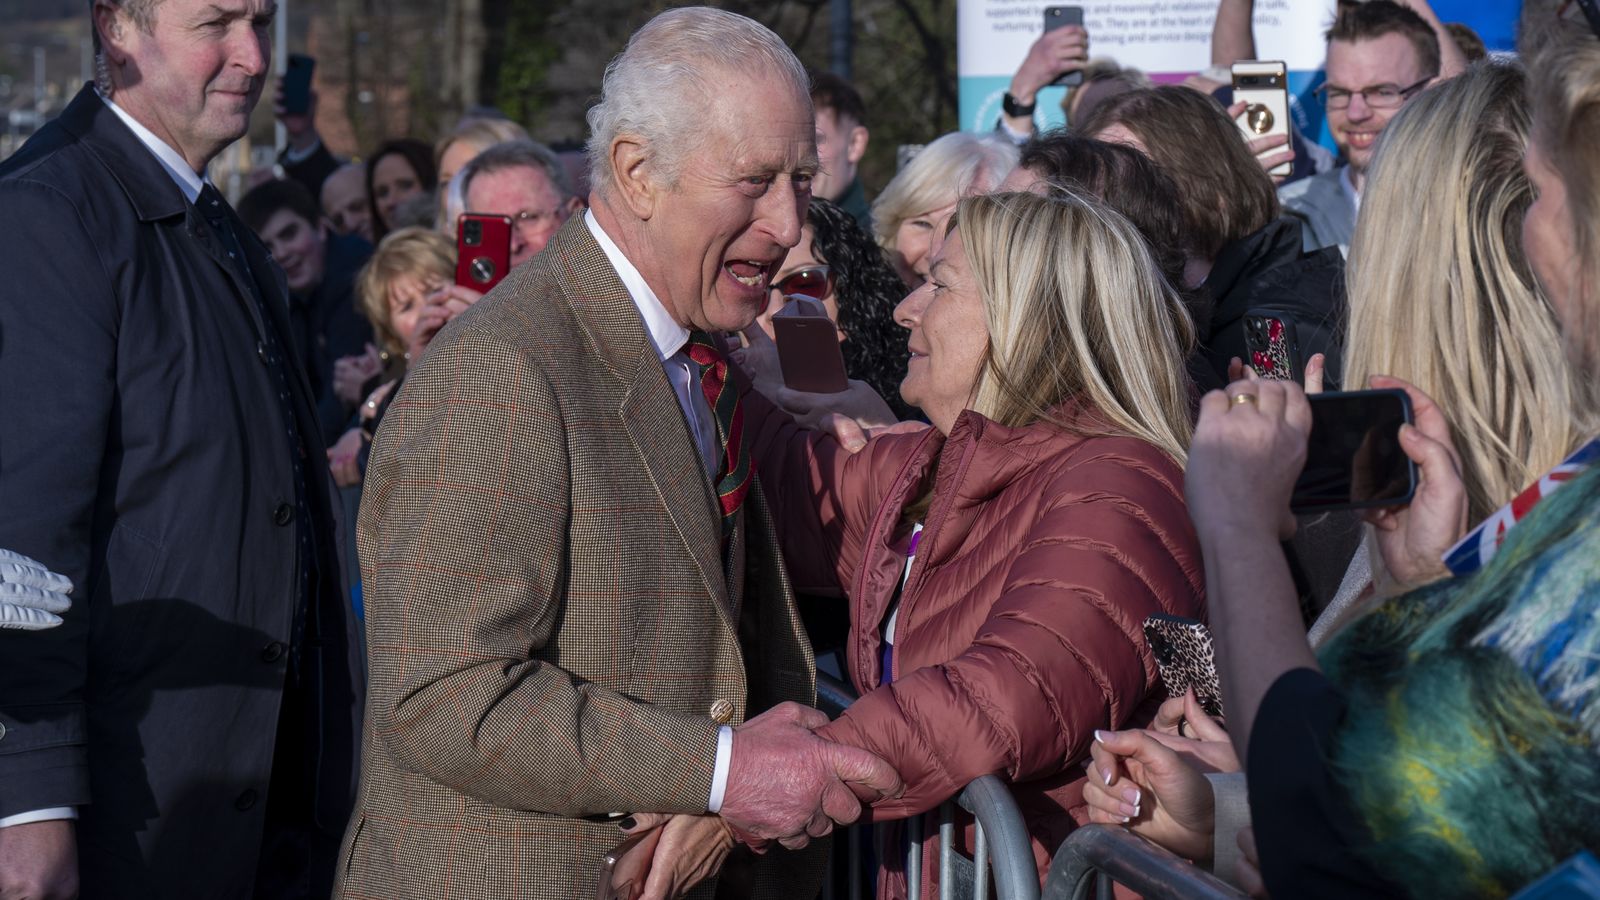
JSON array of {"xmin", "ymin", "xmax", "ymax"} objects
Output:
[
  {"xmin": 282, "ymin": 54, "xmax": 315, "ymax": 116},
  {"xmin": 1291, "ymin": 389, "xmax": 1417, "ymax": 514},
  {"xmin": 1044, "ymin": 6, "xmax": 1085, "ymax": 88}
]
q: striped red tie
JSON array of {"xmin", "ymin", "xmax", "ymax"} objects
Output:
[{"xmin": 684, "ymin": 331, "xmax": 752, "ymax": 537}]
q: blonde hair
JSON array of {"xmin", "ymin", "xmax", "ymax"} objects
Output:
[
  {"xmin": 1526, "ymin": 6, "xmax": 1600, "ymax": 392},
  {"xmin": 955, "ymin": 190, "xmax": 1195, "ymax": 464},
  {"xmin": 1346, "ymin": 61, "xmax": 1584, "ymax": 523},
  {"xmin": 358, "ymin": 227, "xmax": 456, "ymax": 357},
  {"xmin": 434, "ymin": 118, "xmax": 531, "ymax": 171},
  {"xmin": 872, "ymin": 132, "xmax": 1018, "ymax": 251}
]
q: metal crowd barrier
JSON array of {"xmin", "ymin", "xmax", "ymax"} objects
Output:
[
  {"xmin": 815, "ymin": 671, "xmax": 1040, "ymax": 900},
  {"xmin": 1040, "ymin": 824, "xmax": 1248, "ymax": 900}
]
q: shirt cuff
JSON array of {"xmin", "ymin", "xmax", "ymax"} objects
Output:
[
  {"xmin": 998, "ymin": 117, "xmax": 1033, "ymax": 145},
  {"xmin": 0, "ymin": 807, "xmax": 77, "ymax": 828},
  {"xmin": 707, "ymin": 725, "xmax": 733, "ymax": 813},
  {"xmin": 283, "ymin": 137, "xmax": 323, "ymax": 165}
]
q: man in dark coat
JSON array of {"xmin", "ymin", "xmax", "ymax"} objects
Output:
[{"xmin": 0, "ymin": 1, "xmax": 363, "ymax": 898}]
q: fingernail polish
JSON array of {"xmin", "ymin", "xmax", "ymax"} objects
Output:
[
  {"xmin": 618, "ymin": 816, "xmax": 636, "ymax": 831},
  {"xmin": 1102, "ymin": 768, "xmax": 1113, "ymax": 786},
  {"xmin": 1094, "ymin": 730, "xmax": 1107, "ymax": 743},
  {"xmin": 1132, "ymin": 804, "xmax": 1141, "ymax": 818},
  {"xmin": 1119, "ymin": 815, "xmax": 1131, "ymax": 824}
]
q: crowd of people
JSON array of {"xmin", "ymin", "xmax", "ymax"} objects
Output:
[{"xmin": 1, "ymin": 0, "xmax": 1597, "ymax": 899}]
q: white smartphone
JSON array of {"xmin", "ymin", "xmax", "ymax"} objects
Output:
[{"xmin": 1232, "ymin": 60, "xmax": 1292, "ymax": 178}]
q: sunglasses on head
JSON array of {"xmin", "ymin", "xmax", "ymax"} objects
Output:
[{"xmin": 773, "ymin": 265, "xmax": 834, "ymax": 302}]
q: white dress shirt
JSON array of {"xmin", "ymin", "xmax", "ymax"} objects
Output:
[
  {"xmin": 0, "ymin": 92, "xmax": 211, "ymax": 832},
  {"xmin": 583, "ymin": 210, "xmax": 735, "ymax": 813}
]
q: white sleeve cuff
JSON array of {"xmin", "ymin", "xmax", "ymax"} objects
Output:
[
  {"xmin": 999, "ymin": 118, "xmax": 1033, "ymax": 145},
  {"xmin": 707, "ymin": 725, "xmax": 734, "ymax": 813},
  {"xmin": 0, "ymin": 807, "xmax": 77, "ymax": 828}
]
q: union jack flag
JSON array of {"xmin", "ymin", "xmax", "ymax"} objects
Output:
[{"xmin": 1444, "ymin": 437, "xmax": 1600, "ymax": 577}]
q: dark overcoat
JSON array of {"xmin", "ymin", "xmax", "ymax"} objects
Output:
[{"xmin": 0, "ymin": 84, "xmax": 362, "ymax": 899}]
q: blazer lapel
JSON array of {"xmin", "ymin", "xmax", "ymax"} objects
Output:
[{"xmin": 546, "ymin": 218, "xmax": 731, "ymax": 612}]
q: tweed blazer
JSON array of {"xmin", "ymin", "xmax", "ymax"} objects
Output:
[{"xmin": 336, "ymin": 216, "xmax": 824, "ymax": 899}]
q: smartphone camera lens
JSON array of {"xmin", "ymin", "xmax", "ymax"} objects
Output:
[{"xmin": 464, "ymin": 219, "xmax": 483, "ymax": 247}]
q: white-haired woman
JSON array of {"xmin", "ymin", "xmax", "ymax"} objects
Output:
[{"xmin": 872, "ymin": 132, "xmax": 1018, "ymax": 286}]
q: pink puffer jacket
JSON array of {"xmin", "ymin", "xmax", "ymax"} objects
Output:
[{"xmin": 749, "ymin": 394, "xmax": 1206, "ymax": 898}]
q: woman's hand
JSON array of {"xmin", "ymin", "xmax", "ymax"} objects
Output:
[
  {"xmin": 1185, "ymin": 379, "xmax": 1312, "ymax": 543},
  {"xmin": 776, "ymin": 380, "xmax": 898, "ymax": 432},
  {"xmin": 1149, "ymin": 691, "xmax": 1241, "ymax": 774},
  {"xmin": 1011, "ymin": 25, "xmax": 1091, "ymax": 109},
  {"xmin": 333, "ymin": 342, "xmax": 385, "ymax": 407},
  {"xmin": 1084, "ymin": 729, "xmax": 1216, "ymax": 865},
  {"xmin": 1364, "ymin": 375, "xmax": 1469, "ymax": 590},
  {"xmin": 426, "ymin": 283, "xmax": 485, "ymax": 318},
  {"xmin": 1227, "ymin": 102, "xmax": 1295, "ymax": 184},
  {"xmin": 619, "ymin": 813, "xmax": 737, "ymax": 900},
  {"xmin": 1237, "ymin": 827, "xmax": 1269, "ymax": 898},
  {"xmin": 327, "ymin": 427, "xmax": 364, "ymax": 487},
  {"xmin": 1227, "ymin": 353, "xmax": 1324, "ymax": 395},
  {"xmin": 819, "ymin": 414, "xmax": 931, "ymax": 454}
]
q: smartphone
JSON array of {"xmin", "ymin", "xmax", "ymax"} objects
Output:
[
  {"xmin": 456, "ymin": 213, "xmax": 513, "ymax": 292},
  {"xmin": 596, "ymin": 827, "xmax": 662, "ymax": 900},
  {"xmin": 1142, "ymin": 614, "xmax": 1222, "ymax": 719},
  {"xmin": 1044, "ymin": 6, "xmax": 1085, "ymax": 88},
  {"xmin": 772, "ymin": 297, "xmax": 850, "ymax": 393},
  {"xmin": 1244, "ymin": 310, "xmax": 1302, "ymax": 383},
  {"xmin": 282, "ymin": 54, "xmax": 315, "ymax": 116},
  {"xmin": 1232, "ymin": 60, "xmax": 1291, "ymax": 178},
  {"xmin": 1291, "ymin": 389, "xmax": 1417, "ymax": 514}
]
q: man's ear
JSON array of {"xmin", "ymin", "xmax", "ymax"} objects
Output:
[
  {"xmin": 846, "ymin": 125, "xmax": 870, "ymax": 166},
  {"xmin": 609, "ymin": 136, "xmax": 659, "ymax": 221},
  {"xmin": 93, "ymin": 0, "xmax": 132, "ymax": 70}
]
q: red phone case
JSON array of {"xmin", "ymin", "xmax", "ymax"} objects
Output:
[
  {"xmin": 1244, "ymin": 311, "xmax": 1302, "ymax": 383},
  {"xmin": 456, "ymin": 213, "xmax": 514, "ymax": 293}
]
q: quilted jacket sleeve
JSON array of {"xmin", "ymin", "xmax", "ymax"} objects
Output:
[
  {"xmin": 743, "ymin": 387, "xmax": 914, "ymax": 597},
  {"xmin": 817, "ymin": 443, "xmax": 1205, "ymax": 818}
]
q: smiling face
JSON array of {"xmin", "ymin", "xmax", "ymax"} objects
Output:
[
  {"xmin": 891, "ymin": 199, "xmax": 958, "ymax": 287},
  {"xmin": 98, "ymin": 0, "xmax": 274, "ymax": 172},
  {"xmin": 259, "ymin": 208, "xmax": 326, "ymax": 294},
  {"xmin": 632, "ymin": 71, "xmax": 817, "ymax": 333},
  {"xmin": 1324, "ymin": 33, "xmax": 1429, "ymax": 179},
  {"xmin": 894, "ymin": 229, "xmax": 989, "ymax": 434},
  {"xmin": 372, "ymin": 153, "xmax": 424, "ymax": 231}
]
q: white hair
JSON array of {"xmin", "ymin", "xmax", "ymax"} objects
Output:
[
  {"xmin": 585, "ymin": 6, "xmax": 809, "ymax": 197},
  {"xmin": 872, "ymin": 132, "xmax": 1019, "ymax": 250}
]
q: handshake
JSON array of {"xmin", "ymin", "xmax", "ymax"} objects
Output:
[{"xmin": 613, "ymin": 702, "xmax": 902, "ymax": 900}]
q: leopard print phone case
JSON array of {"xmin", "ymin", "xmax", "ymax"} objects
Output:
[
  {"xmin": 1142, "ymin": 613, "xmax": 1224, "ymax": 719},
  {"xmin": 1244, "ymin": 311, "xmax": 1302, "ymax": 384}
]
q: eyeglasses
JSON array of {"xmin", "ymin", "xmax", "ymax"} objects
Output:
[
  {"xmin": 511, "ymin": 205, "xmax": 567, "ymax": 234},
  {"xmin": 1558, "ymin": 0, "xmax": 1600, "ymax": 39},
  {"xmin": 772, "ymin": 265, "xmax": 834, "ymax": 302},
  {"xmin": 1313, "ymin": 77, "xmax": 1431, "ymax": 111}
]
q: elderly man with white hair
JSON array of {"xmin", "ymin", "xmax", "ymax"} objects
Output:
[{"xmin": 336, "ymin": 8, "xmax": 901, "ymax": 900}]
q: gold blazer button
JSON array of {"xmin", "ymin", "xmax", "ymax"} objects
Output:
[{"xmin": 709, "ymin": 699, "xmax": 735, "ymax": 724}]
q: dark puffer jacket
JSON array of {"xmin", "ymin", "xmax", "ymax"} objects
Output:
[{"xmin": 750, "ymin": 393, "xmax": 1205, "ymax": 898}]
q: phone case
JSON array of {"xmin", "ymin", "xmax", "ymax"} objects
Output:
[
  {"xmin": 1244, "ymin": 311, "xmax": 1302, "ymax": 383},
  {"xmin": 283, "ymin": 55, "xmax": 315, "ymax": 116},
  {"xmin": 1232, "ymin": 60, "xmax": 1291, "ymax": 177},
  {"xmin": 772, "ymin": 305, "xmax": 849, "ymax": 393},
  {"xmin": 1043, "ymin": 6, "xmax": 1085, "ymax": 87},
  {"xmin": 1142, "ymin": 614, "xmax": 1223, "ymax": 719},
  {"xmin": 596, "ymin": 826, "xmax": 663, "ymax": 900},
  {"xmin": 456, "ymin": 213, "xmax": 514, "ymax": 293}
]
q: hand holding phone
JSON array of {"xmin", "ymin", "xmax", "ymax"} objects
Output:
[
  {"xmin": 1231, "ymin": 60, "xmax": 1292, "ymax": 178},
  {"xmin": 1143, "ymin": 614, "xmax": 1223, "ymax": 718},
  {"xmin": 596, "ymin": 825, "xmax": 663, "ymax": 900},
  {"xmin": 1243, "ymin": 311, "xmax": 1303, "ymax": 383},
  {"xmin": 1042, "ymin": 6, "xmax": 1087, "ymax": 88}
]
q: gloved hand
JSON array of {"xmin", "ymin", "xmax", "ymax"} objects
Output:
[{"xmin": 0, "ymin": 548, "xmax": 73, "ymax": 631}]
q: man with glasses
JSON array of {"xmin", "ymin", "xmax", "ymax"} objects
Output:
[
  {"xmin": 1280, "ymin": 0, "xmax": 1454, "ymax": 255},
  {"xmin": 459, "ymin": 139, "xmax": 584, "ymax": 268}
]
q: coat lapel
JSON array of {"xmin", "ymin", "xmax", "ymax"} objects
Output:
[{"xmin": 545, "ymin": 218, "xmax": 731, "ymax": 612}]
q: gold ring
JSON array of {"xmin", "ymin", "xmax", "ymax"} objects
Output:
[{"xmin": 1231, "ymin": 392, "xmax": 1259, "ymax": 408}]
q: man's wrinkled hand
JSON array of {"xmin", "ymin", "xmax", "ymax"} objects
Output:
[
  {"xmin": 0, "ymin": 548, "xmax": 73, "ymax": 631},
  {"xmin": 718, "ymin": 702, "xmax": 902, "ymax": 849},
  {"xmin": 0, "ymin": 819, "xmax": 78, "ymax": 899}
]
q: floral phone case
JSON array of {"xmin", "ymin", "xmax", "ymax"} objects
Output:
[{"xmin": 1244, "ymin": 311, "xmax": 1302, "ymax": 383}]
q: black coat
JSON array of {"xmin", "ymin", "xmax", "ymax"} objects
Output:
[
  {"xmin": 1197, "ymin": 216, "xmax": 1347, "ymax": 394},
  {"xmin": 0, "ymin": 85, "xmax": 362, "ymax": 898}
]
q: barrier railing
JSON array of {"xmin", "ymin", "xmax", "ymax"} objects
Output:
[
  {"xmin": 1040, "ymin": 824, "xmax": 1248, "ymax": 900},
  {"xmin": 815, "ymin": 670, "xmax": 1039, "ymax": 900}
]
